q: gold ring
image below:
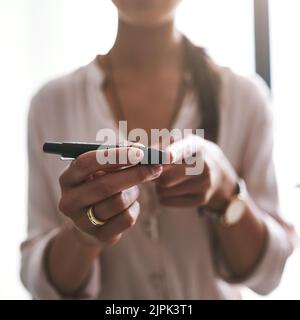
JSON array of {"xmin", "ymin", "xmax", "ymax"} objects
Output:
[{"xmin": 86, "ymin": 207, "xmax": 106, "ymax": 226}]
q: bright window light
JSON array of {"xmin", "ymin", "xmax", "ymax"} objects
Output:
[{"xmin": 0, "ymin": 0, "xmax": 298, "ymax": 299}]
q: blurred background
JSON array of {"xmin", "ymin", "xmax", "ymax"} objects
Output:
[{"xmin": 0, "ymin": 0, "xmax": 299, "ymax": 299}]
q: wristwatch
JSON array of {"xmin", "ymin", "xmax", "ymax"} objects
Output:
[{"xmin": 206, "ymin": 179, "xmax": 247, "ymax": 227}]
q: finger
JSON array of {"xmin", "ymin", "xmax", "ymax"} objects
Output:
[
  {"xmin": 92, "ymin": 201, "xmax": 140, "ymax": 242},
  {"xmin": 72, "ymin": 186, "xmax": 139, "ymax": 230},
  {"xmin": 156, "ymin": 176, "xmax": 210, "ymax": 197},
  {"xmin": 64, "ymin": 164, "xmax": 163, "ymax": 213},
  {"xmin": 60, "ymin": 147, "xmax": 144, "ymax": 187},
  {"xmin": 165, "ymin": 134, "xmax": 205, "ymax": 164},
  {"xmin": 93, "ymin": 186, "xmax": 140, "ymax": 221},
  {"xmin": 157, "ymin": 153, "xmax": 208, "ymax": 188},
  {"xmin": 159, "ymin": 194, "xmax": 206, "ymax": 208},
  {"xmin": 73, "ymin": 189, "xmax": 142, "ymax": 233},
  {"xmin": 156, "ymin": 163, "xmax": 190, "ymax": 187}
]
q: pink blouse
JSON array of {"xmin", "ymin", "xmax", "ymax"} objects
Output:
[{"xmin": 21, "ymin": 58, "xmax": 293, "ymax": 299}]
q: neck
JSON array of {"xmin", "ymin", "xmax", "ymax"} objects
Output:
[{"xmin": 109, "ymin": 19, "xmax": 183, "ymax": 69}]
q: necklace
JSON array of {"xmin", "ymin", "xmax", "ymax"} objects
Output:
[{"xmin": 103, "ymin": 44, "xmax": 190, "ymax": 133}]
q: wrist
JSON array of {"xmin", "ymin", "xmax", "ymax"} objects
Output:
[
  {"xmin": 206, "ymin": 179, "xmax": 248, "ymax": 227},
  {"xmin": 208, "ymin": 173, "xmax": 238, "ymax": 212},
  {"xmin": 67, "ymin": 224, "xmax": 103, "ymax": 254}
]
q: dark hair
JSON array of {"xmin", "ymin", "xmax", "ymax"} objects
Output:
[
  {"xmin": 183, "ymin": 36, "xmax": 221, "ymax": 143},
  {"xmin": 183, "ymin": 38, "xmax": 298, "ymax": 239}
]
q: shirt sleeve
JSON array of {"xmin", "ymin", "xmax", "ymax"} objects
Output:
[
  {"xmin": 216, "ymin": 76, "xmax": 294, "ymax": 295},
  {"xmin": 20, "ymin": 90, "xmax": 101, "ymax": 300}
]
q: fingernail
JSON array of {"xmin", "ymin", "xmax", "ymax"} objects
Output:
[
  {"xmin": 128, "ymin": 147, "xmax": 144, "ymax": 164},
  {"xmin": 128, "ymin": 201, "xmax": 140, "ymax": 220},
  {"xmin": 149, "ymin": 165, "xmax": 163, "ymax": 178},
  {"xmin": 122, "ymin": 186, "xmax": 139, "ymax": 203}
]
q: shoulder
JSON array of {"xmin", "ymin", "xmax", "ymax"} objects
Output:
[
  {"xmin": 29, "ymin": 60, "xmax": 97, "ymax": 120},
  {"xmin": 218, "ymin": 67, "xmax": 272, "ymax": 125},
  {"xmin": 30, "ymin": 67, "xmax": 82, "ymax": 115},
  {"xmin": 219, "ymin": 67, "xmax": 270, "ymax": 106}
]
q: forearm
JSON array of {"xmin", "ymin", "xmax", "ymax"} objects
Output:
[
  {"xmin": 211, "ymin": 195, "xmax": 268, "ymax": 278},
  {"xmin": 46, "ymin": 225, "xmax": 102, "ymax": 297}
]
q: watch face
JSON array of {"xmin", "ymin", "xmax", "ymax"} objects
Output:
[{"xmin": 225, "ymin": 197, "xmax": 246, "ymax": 225}]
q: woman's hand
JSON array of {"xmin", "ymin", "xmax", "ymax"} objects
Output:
[
  {"xmin": 156, "ymin": 135, "xmax": 238, "ymax": 210},
  {"xmin": 48, "ymin": 146, "xmax": 163, "ymax": 296},
  {"xmin": 156, "ymin": 135, "xmax": 269, "ymax": 278},
  {"xmin": 58, "ymin": 146, "xmax": 163, "ymax": 247}
]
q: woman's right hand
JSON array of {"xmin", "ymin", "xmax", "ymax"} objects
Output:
[{"xmin": 58, "ymin": 146, "xmax": 163, "ymax": 248}]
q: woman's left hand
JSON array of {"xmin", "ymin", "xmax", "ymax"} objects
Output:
[{"xmin": 156, "ymin": 135, "xmax": 238, "ymax": 210}]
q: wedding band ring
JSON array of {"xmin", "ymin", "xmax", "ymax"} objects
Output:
[{"xmin": 87, "ymin": 207, "xmax": 106, "ymax": 226}]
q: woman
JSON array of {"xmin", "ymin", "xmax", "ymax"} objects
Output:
[{"xmin": 21, "ymin": 0, "xmax": 294, "ymax": 299}]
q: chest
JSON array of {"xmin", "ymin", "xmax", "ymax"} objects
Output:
[{"xmin": 103, "ymin": 68, "xmax": 184, "ymax": 135}]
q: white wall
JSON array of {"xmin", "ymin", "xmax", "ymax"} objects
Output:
[{"xmin": 0, "ymin": 0, "xmax": 299, "ymax": 300}]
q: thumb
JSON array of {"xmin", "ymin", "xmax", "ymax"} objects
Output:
[{"xmin": 165, "ymin": 134, "xmax": 205, "ymax": 164}]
